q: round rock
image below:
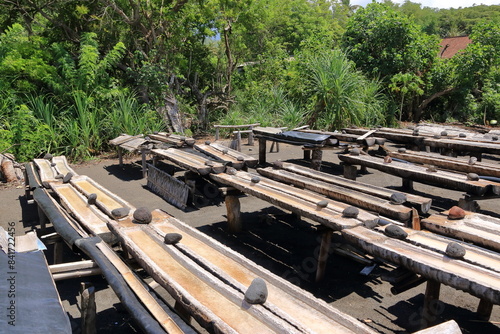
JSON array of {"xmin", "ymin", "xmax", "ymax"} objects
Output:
[
  {"xmin": 493, "ymin": 135, "xmax": 499, "ymax": 141},
  {"xmin": 468, "ymin": 157, "xmax": 477, "ymax": 165},
  {"xmin": 63, "ymin": 172, "xmax": 73, "ymax": 183},
  {"xmin": 398, "ymin": 148, "xmax": 406, "ymax": 153},
  {"xmin": 384, "ymin": 224, "xmax": 408, "ymax": 240},
  {"xmin": 50, "ymin": 162, "xmax": 56, "ymax": 167},
  {"xmin": 237, "ymin": 156, "xmax": 244, "ymax": 161},
  {"xmin": 459, "ymin": 133, "xmax": 466, "ymax": 138},
  {"xmin": 111, "ymin": 207, "xmax": 130, "ymax": 219},
  {"xmin": 164, "ymin": 233, "xmax": 182, "ymax": 245},
  {"xmin": 364, "ymin": 219, "xmax": 379, "ymax": 229},
  {"xmin": 43, "ymin": 153, "xmax": 53, "ymax": 160},
  {"xmin": 412, "ymin": 129, "xmax": 419, "ymax": 136},
  {"xmin": 317, "ymin": 200, "xmax": 328, "ymax": 208},
  {"xmin": 222, "ymin": 149, "xmax": 228, "ymax": 155},
  {"xmin": 343, "ymin": 206, "xmax": 359, "ymax": 218},
  {"xmin": 244, "ymin": 278, "xmax": 268, "ymax": 304},
  {"xmin": 250, "ymin": 176, "xmax": 261, "ymax": 184},
  {"xmin": 433, "ymin": 134, "xmax": 441, "ymax": 139},
  {"xmin": 445, "ymin": 242, "xmax": 466, "ymax": 259},
  {"xmin": 87, "ymin": 193, "xmax": 98, "ymax": 205},
  {"xmin": 466, "ymin": 173, "xmax": 479, "ymax": 181},
  {"xmin": 55, "ymin": 174, "xmax": 64, "ymax": 179},
  {"xmin": 448, "ymin": 206, "xmax": 466, "ymax": 220},
  {"xmin": 273, "ymin": 161, "xmax": 284, "ymax": 169},
  {"xmin": 440, "ymin": 131, "xmax": 448, "ymax": 137},
  {"xmin": 351, "ymin": 148, "xmax": 360, "ymax": 156},
  {"xmin": 133, "ymin": 207, "xmax": 152, "ymax": 224},
  {"xmin": 205, "ymin": 140, "xmax": 211, "ymax": 145},
  {"xmin": 383, "ymin": 156, "xmax": 392, "ymax": 163},
  {"xmin": 226, "ymin": 167, "xmax": 237, "ymax": 175},
  {"xmin": 390, "ymin": 192, "xmax": 407, "ymax": 205}
]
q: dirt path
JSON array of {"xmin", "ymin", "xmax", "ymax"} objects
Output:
[{"xmin": 1, "ymin": 141, "xmax": 499, "ymax": 333}]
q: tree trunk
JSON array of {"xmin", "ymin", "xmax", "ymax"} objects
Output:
[{"xmin": 414, "ymin": 88, "xmax": 455, "ymax": 122}]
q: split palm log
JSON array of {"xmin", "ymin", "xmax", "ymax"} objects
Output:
[
  {"xmin": 33, "ymin": 158, "xmax": 59, "ymax": 182},
  {"xmin": 52, "ymin": 156, "xmax": 78, "ymax": 176},
  {"xmin": 421, "ymin": 210, "xmax": 500, "ymax": 252},
  {"xmin": 211, "ymin": 170, "xmax": 378, "ymax": 230},
  {"xmin": 108, "ymin": 210, "xmax": 377, "ymax": 334},
  {"xmin": 390, "ymin": 149, "xmax": 500, "ymax": 178},
  {"xmin": 149, "ymin": 132, "xmax": 195, "ymax": 147},
  {"xmin": 194, "ymin": 142, "xmax": 257, "ymax": 169},
  {"xmin": 342, "ymin": 127, "xmax": 426, "ymax": 145},
  {"xmin": 274, "ymin": 162, "xmax": 431, "ymax": 213},
  {"xmin": 339, "ymin": 153, "xmax": 500, "ymax": 196},
  {"xmin": 342, "ymin": 226, "xmax": 500, "ymax": 305},
  {"xmin": 152, "ymin": 148, "xmax": 225, "ymax": 175},
  {"xmin": 258, "ymin": 166, "xmax": 412, "ymax": 222},
  {"xmin": 423, "ymin": 137, "xmax": 500, "ymax": 156}
]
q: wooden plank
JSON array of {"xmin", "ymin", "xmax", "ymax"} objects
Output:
[
  {"xmin": 144, "ymin": 209, "xmax": 377, "ymax": 334},
  {"xmin": 257, "ymin": 167, "xmax": 412, "ymax": 221},
  {"xmin": 342, "ymin": 127, "xmax": 425, "ymax": 145},
  {"xmin": 108, "ymin": 134, "xmax": 144, "ymax": 146},
  {"xmin": 33, "ymin": 158, "xmax": 58, "ymax": 182},
  {"xmin": 339, "ymin": 153, "xmax": 499, "ymax": 196},
  {"xmin": 211, "ymin": 171, "xmax": 375, "ymax": 231},
  {"xmin": 276, "ymin": 162, "xmax": 432, "ymax": 213},
  {"xmin": 389, "ymin": 149, "xmax": 500, "ymax": 178},
  {"xmin": 52, "ymin": 156, "xmax": 78, "ymax": 176},
  {"xmin": 421, "ymin": 211, "xmax": 500, "ymax": 252},
  {"xmin": 342, "ymin": 226, "xmax": 500, "ymax": 304},
  {"xmin": 423, "ymin": 137, "xmax": 500, "ymax": 155},
  {"xmin": 194, "ymin": 143, "xmax": 245, "ymax": 169},
  {"xmin": 211, "ymin": 142, "xmax": 258, "ymax": 168},
  {"xmin": 152, "ymin": 148, "xmax": 225, "ymax": 175}
]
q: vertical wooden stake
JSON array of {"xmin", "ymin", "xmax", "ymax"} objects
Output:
[
  {"xmin": 303, "ymin": 149, "xmax": 311, "ymax": 161},
  {"xmin": 258, "ymin": 138, "xmax": 267, "ymax": 165},
  {"xmin": 38, "ymin": 206, "xmax": 47, "ymax": 231},
  {"xmin": 248, "ymin": 126, "xmax": 254, "ymax": 146},
  {"xmin": 226, "ymin": 195, "xmax": 242, "ymax": 233},
  {"xmin": 411, "ymin": 207, "xmax": 421, "ymax": 230},
  {"xmin": 236, "ymin": 131, "xmax": 242, "ymax": 152},
  {"xmin": 315, "ymin": 229, "xmax": 332, "ymax": 283},
  {"xmin": 421, "ymin": 280, "xmax": 441, "ymax": 329},
  {"xmin": 343, "ymin": 164, "xmax": 358, "ymax": 180},
  {"xmin": 53, "ymin": 240, "xmax": 64, "ymax": 264},
  {"xmin": 117, "ymin": 147, "xmax": 123, "ymax": 168},
  {"xmin": 141, "ymin": 149, "xmax": 148, "ymax": 178},
  {"xmin": 80, "ymin": 282, "xmax": 96, "ymax": 334},
  {"xmin": 477, "ymin": 298, "xmax": 493, "ymax": 321},
  {"xmin": 215, "ymin": 127, "xmax": 220, "ymax": 141},
  {"xmin": 311, "ymin": 149, "xmax": 323, "ymax": 171},
  {"xmin": 402, "ymin": 178, "xmax": 414, "ymax": 191}
]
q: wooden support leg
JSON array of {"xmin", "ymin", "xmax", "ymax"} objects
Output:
[
  {"xmin": 53, "ymin": 240, "xmax": 64, "ymax": 264},
  {"xmin": 421, "ymin": 280, "xmax": 441, "ymax": 329},
  {"xmin": 311, "ymin": 149, "xmax": 323, "ymax": 171},
  {"xmin": 152, "ymin": 154, "xmax": 159, "ymax": 167},
  {"xmin": 315, "ymin": 229, "xmax": 332, "ymax": 283},
  {"xmin": 226, "ymin": 195, "xmax": 242, "ymax": 233},
  {"xmin": 471, "ymin": 152, "xmax": 482, "ymax": 162},
  {"xmin": 215, "ymin": 127, "xmax": 220, "ymax": 141},
  {"xmin": 80, "ymin": 282, "xmax": 96, "ymax": 334},
  {"xmin": 174, "ymin": 301, "xmax": 192, "ymax": 324},
  {"xmin": 343, "ymin": 164, "xmax": 358, "ymax": 180},
  {"xmin": 38, "ymin": 206, "xmax": 47, "ymax": 230},
  {"xmin": 141, "ymin": 149, "xmax": 148, "ymax": 178},
  {"xmin": 477, "ymin": 299, "xmax": 493, "ymax": 321},
  {"xmin": 360, "ymin": 165, "xmax": 368, "ymax": 174},
  {"xmin": 117, "ymin": 147, "xmax": 123, "ymax": 168},
  {"xmin": 402, "ymin": 178, "xmax": 414, "ymax": 191},
  {"xmin": 303, "ymin": 150, "xmax": 311, "ymax": 161},
  {"xmin": 258, "ymin": 138, "xmax": 267, "ymax": 165},
  {"xmin": 411, "ymin": 207, "xmax": 421, "ymax": 230},
  {"xmin": 236, "ymin": 131, "xmax": 242, "ymax": 152},
  {"xmin": 248, "ymin": 126, "xmax": 254, "ymax": 146}
]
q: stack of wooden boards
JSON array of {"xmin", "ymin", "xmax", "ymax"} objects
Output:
[{"xmin": 28, "ymin": 155, "xmax": 379, "ymax": 334}]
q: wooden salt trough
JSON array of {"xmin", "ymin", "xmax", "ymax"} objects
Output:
[
  {"xmin": 194, "ymin": 142, "xmax": 258, "ymax": 169},
  {"xmin": 152, "ymin": 148, "xmax": 225, "ymax": 175}
]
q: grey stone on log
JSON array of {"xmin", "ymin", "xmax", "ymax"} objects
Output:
[
  {"xmin": 468, "ymin": 156, "xmax": 477, "ymax": 165},
  {"xmin": 63, "ymin": 172, "xmax": 73, "ymax": 183},
  {"xmin": 459, "ymin": 133, "xmax": 466, "ymax": 138},
  {"xmin": 440, "ymin": 131, "xmax": 448, "ymax": 137},
  {"xmin": 226, "ymin": 167, "xmax": 237, "ymax": 175},
  {"xmin": 111, "ymin": 207, "xmax": 130, "ymax": 219},
  {"xmin": 412, "ymin": 129, "xmax": 419, "ymax": 136},
  {"xmin": 55, "ymin": 174, "xmax": 64, "ymax": 179},
  {"xmin": 398, "ymin": 147, "xmax": 406, "ymax": 153},
  {"xmin": 50, "ymin": 162, "xmax": 56, "ymax": 167},
  {"xmin": 87, "ymin": 193, "xmax": 97, "ymax": 205},
  {"xmin": 467, "ymin": 172, "xmax": 479, "ymax": 181},
  {"xmin": 164, "ymin": 233, "xmax": 182, "ymax": 245},
  {"xmin": 272, "ymin": 161, "xmax": 284, "ymax": 169},
  {"xmin": 364, "ymin": 218, "xmax": 379, "ymax": 229},
  {"xmin": 205, "ymin": 140, "xmax": 211, "ymax": 145},
  {"xmin": 43, "ymin": 153, "xmax": 53, "ymax": 160},
  {"xmin": 133, "ymin": 207, "xmax": 152, "ymax": 224},
  {"xmin": 343, "ymin": 206, "xmax": 359, "ymax": 218},
  {"xmin": 445, "ymin": 242, "xmax": 466, "ymax": 259},
  {"xmin": 317, "ymin": 200, "xmax": 328, "ymax": 208},
  {"xmin": 384, "ymin": 224, "xmax": 408, "ymax": 240},
  {"xmin": 222, "ymin": 149, "xmax": 228, "ymax": 155},
  {"xmin": 351, "ymin": 148, "xmax": 360, "ymax": 156},
  {"xmin": 250, "ymin": 176, "xmax": 261, "ymax": 184},
  {"xmin": 237, "ymin": 156, "xmax": 244, "ymax": 161},
  {"xmin": 383, "ymin": 156, "xmax": 392, "ymax": 163},
  {"xmin": 42, "ymin": 181, "xmax": 51, "ymax": 189},
  {"xmin": 244, "ymin": 278, "xmax": 268, "ymax": 304},
  {"xmin": 205, "ymin": 160, "xmax": 215, "ymax": 166},
  {"xmin": 493, "ymin": 135, "xmax": 499, "ymax": 141},
  {"xmin": 433, "ymin": 134, "xmax": 441, "ymax": 139},
  {"xmin": 390, "ymin": 192, "xmax": 407, "ymax": 204}
]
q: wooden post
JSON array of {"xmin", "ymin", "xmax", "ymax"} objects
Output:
[
  {"xmin": 471, "ymin": 152, "xmax": 482, "ymax": 162},
  {"xmin": 411, "ymin": 207, "xmax": 421, "ymax": 230},
  {"xmin": 343, "ymin": 164, "xmax": 358, "ymax": 180},
  {"xmin": 259, "ymin": 137, "xmax": 267, "ymax": 165},
  {"xmin": 477, "ymin": 298, "xmax": 493, "ymax": 321},
  {"xmin": 38, "ymin": 206, "xmax": 47, "ymax": 230},
  {"xmin": 215, "ymin": 127, "xmax": 220, "ymax": 141},
  {"xmin": 315, "ymin": 229, "xmax": 332, "ymax": 283},
  {"xmin": 141, "ymin": 149, "xmax": 148, "ymax": 178},
  {"xmin": 174, "ymin": 301, "xmax": 192, "ymax": 324},
  {"xmin": 80, "ymin": 282, "xmax": 96, "ymax": 334},
  {"xmin": 402, "ymin": 178, "xmax": 414, "ymax": 191},
  {"xmin": 248, "ymin": 126, "xmax": 254, "ymax": 146},
  {"xmin": 421, "ymin": 280, "xmax": 441, "ymax": 329},
  {"xmin": 53, "ymin": 240, "xmax": 64, "ymax": 264},
  {"xmin": 117, "ymin": 147, "xmax": 123, "ymax": 168},
  {"xmin": 226, "ymin": 195, "xmax": 242, "ymax": 233},
  {"xmin": 303, "ymin": 149, "xmax": 311, "ymax": 161},
  {"xmin": 311, "ymin": 149, "xmax": 323, "ymax": 171},
  {"xmin": 236, "ymin": 131, "xmax": 242, "ymax": 152}
]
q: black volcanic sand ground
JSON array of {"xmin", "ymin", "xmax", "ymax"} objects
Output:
[{"xmin": 1, "ymin": 140, "xmax": 499, "ymax": 334}]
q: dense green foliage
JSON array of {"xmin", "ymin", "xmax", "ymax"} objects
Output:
[{"xmin": 0, "ymin": 0, "xmax": 499, "ymax": 161}]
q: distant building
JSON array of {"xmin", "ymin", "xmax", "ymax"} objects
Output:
[{"xmin": 439, "ymin": 36, "xmax": 472, "ymax": 59}]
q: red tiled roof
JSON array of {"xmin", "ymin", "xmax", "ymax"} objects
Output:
[{"xmin": 439, "ymin": 36, "xmax": 472, "ymax": 58}]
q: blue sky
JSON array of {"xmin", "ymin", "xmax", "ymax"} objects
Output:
[{"xmin": 351, "ymin": 0, "xmax": 500, "ymax": 9}]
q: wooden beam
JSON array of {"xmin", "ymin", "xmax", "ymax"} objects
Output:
[
  {"xmin": 421, "ymin": 280, "xmax": 441, "ymax": 329},
  {"xmin": 225, "ymin": 195, "xmax": 242, "ymax": 233},
  {"xmin": 316, "ymin": 229, "xmax": 333, "ymax": 282},
  {"xmin": 80, "ymin": 282, "xmax": 97, "ymax": 334}
]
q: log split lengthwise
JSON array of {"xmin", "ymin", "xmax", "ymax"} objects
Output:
[
  {"xmin": 194, "ymin": 142, "xmax": 258, "ymax": 169},
  {"xmin": 339, "ymin": 153, "xmax": 500, "ymax": 196},
  {"xmin": 152, "ymin": 148, "xmax": 226, "ymax": 175}
]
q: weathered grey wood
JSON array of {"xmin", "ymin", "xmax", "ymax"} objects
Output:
[
  {"xmin": 81, "ymin": 282, "xmax": 97, "ymax": 334},
  {"xmin": 412, "ymin": 320, "xmax": 461, "ymax": 334},
  {"xmin": 423, "ymin": 137, "xmax": 500, "ymax": 156},
  {"xmin": 311, "ymin": 149, "xmax": 323, "ymax": 171},
  {"xmin": 54, "ymin": 240, "xmax": 64, "ymax": 264},
  {"xmin": 339, "ymin": 153, "xmax": 500, "ymax": 196},
  {"xmin": 421, "ymin": 280, "xmax": 441, "ymax": 329},
  {"xmin": 477, "ymin": 299, "xmax": 494, "ymax": 321},
  {"xmin": 258, "ymin": 167, "xmax": 412, "ymax": 221},
  {"xmin": 316, "ymin": 229, "xmax": 332, "ymax": 282},
  {"xmin": 225, "ymin": 195, "xmax": 242, "ymax": 233},
  {"xmin": 275, "ymin": 162, "xmax": 432, "ymax": 213},
  {"xmin": 343, "ymin": 164, "xmax": 358, "ymax": 180},
  {"xmin": 342, "ymin": 226, "xmax": 500, "ymax": 305},
  {"xmin": 152, "ymin": 148, "xmax": 225, "ymax": 175},
  {"xmin": 258, "ymin": 137, "xmax": 267, "ymax": 165},
  {"xmin": 194, "ymin": 143, "xmax": 257, "ymax": 169},
  {"xmin": 390, "ymin": 149, "xmax": 500, "ymax": 178}
]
